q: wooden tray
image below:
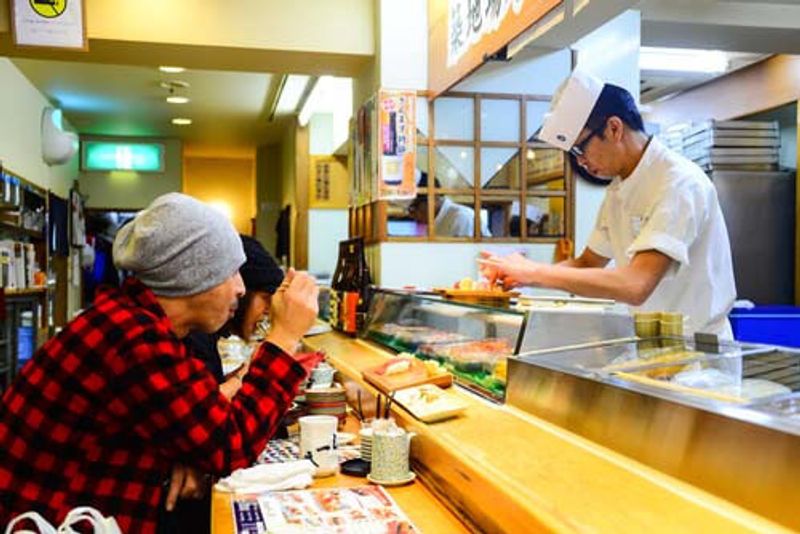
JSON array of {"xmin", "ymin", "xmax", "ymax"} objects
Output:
[
  {"xmin": 362, "ymin": 358, "xmax": 453, "ymax": 393},
  {"xmin": 432, "ymin": 288, "xmax": 519, "ymax": 304}
]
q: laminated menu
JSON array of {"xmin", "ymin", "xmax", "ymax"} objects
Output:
[{"xmin": 231, "ymin": 484, "xmax": 418, "ymax": 534}]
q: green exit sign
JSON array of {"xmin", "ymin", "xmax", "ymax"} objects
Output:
[{"xmin": 82, "ymin": 141, "xmax": 164, "ymax": 172}]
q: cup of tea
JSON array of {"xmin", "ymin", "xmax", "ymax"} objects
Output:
[
  {"xmin": 298, "ymin": 415, "xmax": 338, "ymax": 477},
  {"xmin": 310, "ymin": 362, "xmax": 335, "ymax": 389}
]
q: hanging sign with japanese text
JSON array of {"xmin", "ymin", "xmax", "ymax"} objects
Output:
[
  {"xmin": 12, "ymin": 0, "xmax": 88, "ymax": 50},
  {"xmin": 429, "ymin": 0, "xmax": 561, "ymax": 96},
  {"xmin": 376, "ymin": 90, "xmax": 417, "ymax": 201}
]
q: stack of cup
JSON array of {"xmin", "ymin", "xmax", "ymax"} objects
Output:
[
  {"xmin": 633, "ymin": 311, "xmax": 661, "ymax": 338},
  {"xmin": 660, "ymin": 312, "xmax": 684, "ymax": 348},
  {"xmin": 634, "ymin": 311, "xmax": 661, "ymax": 351},
  {"xmin": 359, "ymin": 426, "xmax": 373, "ymax": 463}
]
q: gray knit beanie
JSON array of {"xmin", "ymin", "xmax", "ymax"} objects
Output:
[{"xmin": 113, "ymin": 193, "xmax": 246, "ymax": 297}]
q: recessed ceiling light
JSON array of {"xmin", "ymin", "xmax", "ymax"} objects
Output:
[
  {"xmin": 166, "ymin": 96, "xmax": 190, "ymax": 104},
  {"xmin": 171, "ymin": 118, "xmax": 192, "ymax": 125},
  {"xmin": 159, "ymin": 66, "xmax": 185, "ymax": 74}
]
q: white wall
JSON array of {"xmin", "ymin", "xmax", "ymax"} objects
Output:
[
  {"xmin": 571, "ymin": 9, "xmax": 641, "ymax": 254},
  {"xmin": 308, "ymin": 209, "xmax": 349, "ymax": 279},
  {"xmin": 310, "ymin": 114, "xmax": 335, "ymax": 156},
  {"xmin": 0, "ymin": 59, "xmax": 77, "ymax": 198},
  {"xmin": 378, "ymin": 0, "xmax": 428, "ymax": 90},
  {"xmin": 376, "ymin": 242, "xmax": 563, "ymax": 295},
  {"xmin": 0, "ymin": 58, "xmax": 81, "ymax": 316}
]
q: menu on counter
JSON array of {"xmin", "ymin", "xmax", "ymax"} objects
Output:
[{"xmin": 232, "ymin": 485, "xmax": 418, "ymax": 534}]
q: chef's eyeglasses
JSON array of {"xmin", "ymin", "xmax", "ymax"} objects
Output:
[{"xmin": 570, "ymin": 121, "xmax": 606, "ymax": 158}]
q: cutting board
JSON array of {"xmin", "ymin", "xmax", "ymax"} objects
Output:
[
  {"xmin": 432, "ymin": 288, "xmax": 519, "ymax": 304},
  {"xmin": 362, "ymin": 358, "xmax": 453, "ymax": 393}
]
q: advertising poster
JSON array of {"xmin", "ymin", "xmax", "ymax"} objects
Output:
[{"xmin": 377, "ymin": 90, "xmax": 417, "ymax": 201}]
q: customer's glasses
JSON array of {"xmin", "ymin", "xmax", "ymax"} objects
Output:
[{"xmin": 569, "ymin": 123, "xmax": 604, "ymax": 157}]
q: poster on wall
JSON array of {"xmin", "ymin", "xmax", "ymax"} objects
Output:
[
  {"xmin": 11, "ymin": 0, "xmax": 88, "ymax": 50},
  {"xmin": 377, "ymin": 90, "xmax": 417, "ymax": 201},
  {"xmin": 351, "ymin": 98, "xmax": 376, "ymax": 206},
  {"xmin": 310, "ymin": 156, "xmax": 349, "ymax": 209},
  {"xmin": 69, "ymin": 189, "xmax": 86, "ymax": 247}
]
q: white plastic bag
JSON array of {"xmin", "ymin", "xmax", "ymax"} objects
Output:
[
  {"xmin": 4, "ymin": 512, "xmax": 58, "ymax": 534},
  {"xmin": 58, "ymin": 507, "xmax": 121, "ymax": 534},
  {"xmin": 5, "ymin": 507, "xmax": 121, "ymax": 534}
]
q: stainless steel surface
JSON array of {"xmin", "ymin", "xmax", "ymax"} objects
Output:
[
  {"xmin": 507, "ymin": 341, "xmax": 800, "ymax": 530},
  {"xmin": 713, "ymin": 169, "xmax": 795, "ymax": 304},
  {"xmin": 517, "ymin": 307, "xmax": 633, "ymax": 353}
]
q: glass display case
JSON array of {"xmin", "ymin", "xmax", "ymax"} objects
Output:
[
  {"xmin": 521, "ymin": 337, "xmax": 793, "ymax": 406},
  {"xmin": 362, "ymin": 289, "xmax": 633, "ymax": 401},
  {"xmin": 363, "ymin": 289, "xmax": 525, "ymax": 400},
  {"xmin": 505, "ymin": 338, "xmax": 800, "ymax": 529}
]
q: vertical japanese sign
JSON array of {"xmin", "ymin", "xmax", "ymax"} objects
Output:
[
  {"xmin": 429, "ymin": 0, "xmax": 561, "ymax": 96},
  {"xmin": 12, "ymin": 0, "xmax": 88, "ymax": 50},
  {"xmin": 377, "ymin": 90, "xmax": 416, "ymax": 200}
]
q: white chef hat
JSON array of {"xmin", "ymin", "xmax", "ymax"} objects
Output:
[{"xmin": 537, "ymin": 70, "xmax": 605, "ymax": 151}]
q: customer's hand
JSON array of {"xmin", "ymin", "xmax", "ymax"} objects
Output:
[
  {"xmin": 266, "ymin": 269, "xmax": 319, "ymax": 355},
  {"xmin": 165, "ymin": 464, "xmax": 208, "ymax": 511}
]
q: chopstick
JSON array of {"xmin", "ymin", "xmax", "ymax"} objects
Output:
[
  {"xmin": 356, "ymin": 390, "xmax": 364, "ymax": 422},
  {"xmin": 376, "ymin": 395, "xmax": 381, "ymax": 420},
  {"xmin": 384, "ymin": 391, "xmax": 395, "ymax": 419}
]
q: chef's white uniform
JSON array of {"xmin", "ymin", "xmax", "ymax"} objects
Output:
[{"xmin": 586, "ymin": 138, "xmax": 736, "ymax": 338}]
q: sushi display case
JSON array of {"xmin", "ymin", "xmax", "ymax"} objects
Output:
[
  {"xmin": 506, "ymin": 337, "xmax": 800, "ymax": 529},
  {"xmin": 361, "ymin": 289, "xmax": 632, "ymax": 401}
]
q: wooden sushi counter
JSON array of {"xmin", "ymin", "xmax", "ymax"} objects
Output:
[{"xmin": 297, "ymin": 331, "xmax": 789, "ymax": 533}]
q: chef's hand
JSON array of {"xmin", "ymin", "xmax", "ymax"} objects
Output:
[
  {"xmin": 165, "ymin": 464, "xmax": 208, "ymax": 511},
  {"xmin": 266, "ymin": 269, "xmax": 319, "ymax": 356},
  {"xmin": 477, "ymin": 251, "xmax": 540, "ymax": 289}
]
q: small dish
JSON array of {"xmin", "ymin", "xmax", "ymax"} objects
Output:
[{"xmin": 367, "ymin": 472, "xmax": 416, "ymax": 486}]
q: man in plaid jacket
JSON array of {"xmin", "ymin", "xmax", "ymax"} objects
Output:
[{"xmin": 0, "ymin": 193, "xmax": 321, "ymax": 532}]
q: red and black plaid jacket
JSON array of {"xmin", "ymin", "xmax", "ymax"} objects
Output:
[{"xmin": 0, "ymin": 278, "xmax": 305, "ymax": 532}]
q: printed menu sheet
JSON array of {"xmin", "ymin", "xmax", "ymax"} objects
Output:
[{"xmin": 232, "ymin": 485, "xmax": 419, "ymax": 534}]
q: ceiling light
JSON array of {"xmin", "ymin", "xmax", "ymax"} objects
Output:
[
  {"xmin": 171, "ymin": 118, "xmax": 192, "ymax": 125},
  {"xmin": 166, "ymin": 96, "xmax": 190, "ymax": 104},
  {"xmin": 275, "ymin": 74, "xmax": 311, "ymax": 114},
  {"xmin": 298, "ymin": 76, "xmax": 328, "ymax": 127},
  {"xmin": 159, "ymin": 66, "xmax": 185, "ymax": 74},
  {"xmin": 639, "ymin": 47, "xmax": 728, "ymax": 74}
]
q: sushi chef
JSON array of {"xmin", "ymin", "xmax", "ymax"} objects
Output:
[{"xmin": 480, "ymin": 70, "xmax": 736, "ymax": 338}]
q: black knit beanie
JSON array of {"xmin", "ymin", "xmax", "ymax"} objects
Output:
[{"xmin": 239, "ymin": 235, "xmax": 284, "ymax": 294}]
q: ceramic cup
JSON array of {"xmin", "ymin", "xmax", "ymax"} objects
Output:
[
  {"xmin": 298, "ymin": 415, "xmax": 338, "ymax": 477},
  {"xmin": 370, "ymin": 429, "xmax": 415, "ymax": 482},
  {"xmin": 310, "ymin": 362, "xmax": 335, "ymax": 389}
]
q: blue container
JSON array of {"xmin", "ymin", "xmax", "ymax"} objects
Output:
[
  {"xmin": 729, "ymin": 306, "xmax": 800, "ymax": 348},
  {"xmin": 17, "ymin": 326, "xmax": 35, "ymax": 368}
]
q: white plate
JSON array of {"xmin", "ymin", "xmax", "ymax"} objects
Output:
[
  {"xmin": 337, "ymin": 432, "xmax": 356, "ymax": 446},
  {"xmin": 306, "ymin": 322, "xmax": 333, "ymax": 336},
  {"xmin": 393, "ymin": 385, "xmax": 468, "ymax": 423}
]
